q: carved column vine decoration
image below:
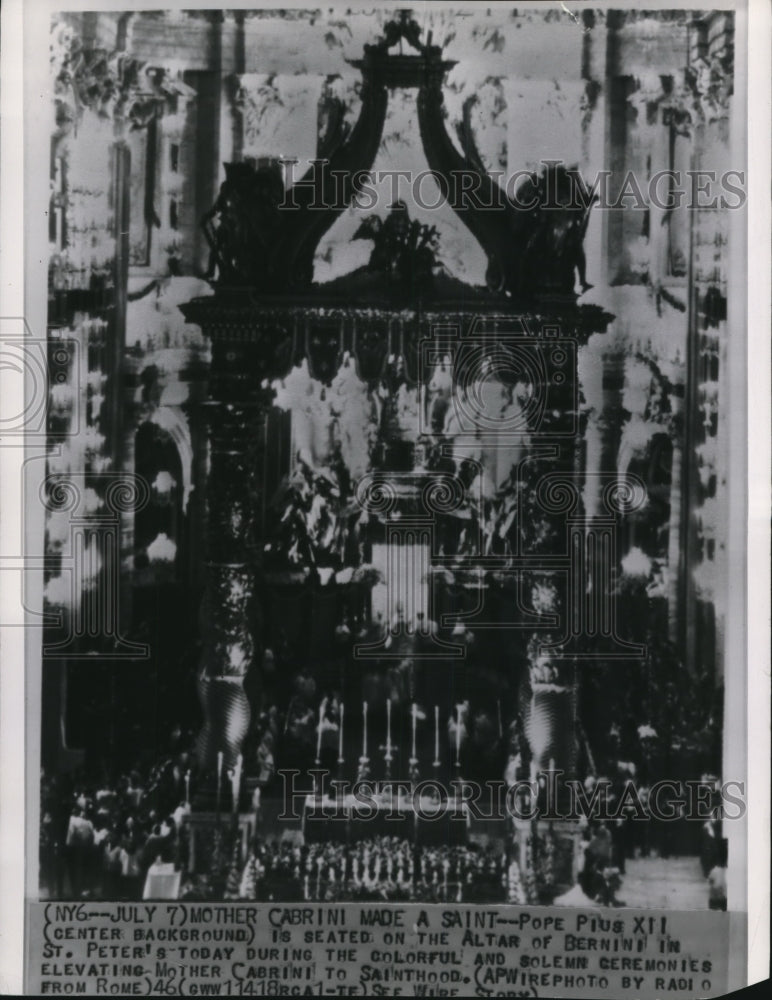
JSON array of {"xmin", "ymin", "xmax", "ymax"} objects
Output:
[{"xmin": 188, "ymin": 318, "xmax": 295, "ymax": 778}]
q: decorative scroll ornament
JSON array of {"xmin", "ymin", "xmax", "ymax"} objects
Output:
[
  {"xmin": 231, "ymin": 75, "xmax": 284, "ymax": 155},
  {"xmin": 682, "ymin": 54, "xmax": 734, "ymax": 123},
  {"xmin": 628, "ymin": 56, "xmax": 734, "ymax": 142},
  {"xmin": 51, "ymin": 22, "xmax": 194, "ymax": 133}
]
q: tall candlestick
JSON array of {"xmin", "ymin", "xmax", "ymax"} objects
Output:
[
  {"xmin": 184, "ymin": 770, "xmax": 191, "ymax": 806},
  {"xmin": 338, "ymin": 703, "xmax": 344, "ymax": 763},
  {"xmin": 316, "ymin": 700, "xmax": 324, "ymax": 762},
  {"xmin": 434, "ymin": 706, "xmax": 440, "ymax": 765},
  {"xmin": 411, "ymin": 703, "xmax": 417, "ymax": 759},
  {"xmin": 216, "ymin": 751, "xmax": 223, "ymax": 815},
  {"xmin": 386, "ymin": 698, "xmax": 392, "ymax": 759},
  {"xmin": 362, "ymin": 701, "xmax": 368, "ymax": 758},
  {"xmin": 455, "ymin": 705, "xmax": 461, "ymax": 765},
  {"xmin": 232, "ymin": 754, "xmax": 243, "ymax": 813}
]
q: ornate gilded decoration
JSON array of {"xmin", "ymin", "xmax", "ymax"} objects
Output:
[
  {"xmin": 199, "ymin": 13, "xmax": 598, "ymax": 304},
  {"xmin": 353, "ymin": 202, "xmax": 440, "ymax": 294}
]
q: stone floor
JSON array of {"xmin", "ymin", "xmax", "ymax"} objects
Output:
[{"xmin": 616, "ymin": 855, "xmax": 710, "ymax": 910}]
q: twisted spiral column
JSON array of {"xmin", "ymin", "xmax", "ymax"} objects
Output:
[
  {"xmin": 195, "ymin": 396, "xmax": 260, "ymax": 775},
  {"xmin": 188, "ymin": 323, "xmax": 290, "ymax": 780}
]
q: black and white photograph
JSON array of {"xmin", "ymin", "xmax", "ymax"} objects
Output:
[{"xmin": 1, "ymin": 1, "xmax": 767, "ymax": 996}]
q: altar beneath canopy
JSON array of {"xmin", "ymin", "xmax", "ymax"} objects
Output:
[
  {"xmin": 176, "ymin": 11, "xmax": 626, "ymax": 904},
  {"xmin": 302, "ymin": 793, "xmax": 471, "ymax": 846}
]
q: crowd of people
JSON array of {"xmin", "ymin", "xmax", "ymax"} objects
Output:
[
  {"xmin": 39, "ymin": 728, "xmax": 195, "ymax": 900},
  {"xmin": 39, "ymin": 682, "xmax": 727, "ymax": 909},
  {"xmin": 179, "ymin": 834, "xmax": 510, "ymax": 903},
  {"xmin": 299, "ymin": 836, "xmax": 506, "ymax": 902}
]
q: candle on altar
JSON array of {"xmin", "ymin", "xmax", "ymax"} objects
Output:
[
  {"xmin": 231, "ymin": 754, "xmax": 243, "ymax": 812},
  {"xmin": 316, "ymin": 700, "xmax": 325, "ymax": 762},
  {"xmin": 362, "ymin": 701, "xmax": 368, "ymax": 758},
  {"xmin": 216, "ymin": 752, "xmax": 224, "ymax": 813},
  {"xmin": 411, "ymin": 703, "xmax": 417, "ymax": 759},
  {"xmin": 386, "ymin": 698, "xmax": 392, "ymax": 758},
  {"xmin": 338, "ymin": 703, "xmax": 344, "ymax": 762},
  {"xmin": 184, "ymin": 770, "xmax": 191, "ymax": 806},
  {"xmin": 434, "ymin": 706, "xmax": 439, "ymax": 764},
  {"xmin": 455, "ymin": 705, "xmax": 461, "ymax": 764}
]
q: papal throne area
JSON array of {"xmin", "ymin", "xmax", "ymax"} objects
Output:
[{"xmin": 39, "ymin": 8, "xmax": 735, "ymax": 908}]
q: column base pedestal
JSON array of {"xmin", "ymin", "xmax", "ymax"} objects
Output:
[
  {"xmin": 512, "ymin": 817, "xmax": 583, "ymax": 902},
  {"xmin": 186, "ymin": 811, "xmax": 258, "ymax": 876}
]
